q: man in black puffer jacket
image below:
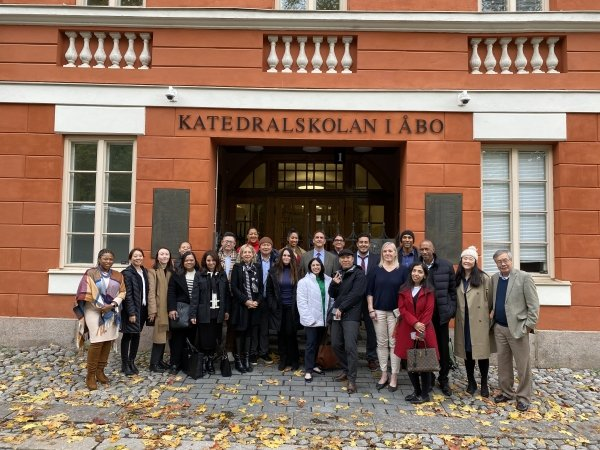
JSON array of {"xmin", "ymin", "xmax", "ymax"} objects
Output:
[
  {"xmin": 419, "ymin": 239, "xmax": 457, "ymax": 396},
  {"xmin": 329, "ymin": 249, "xmax": 367, "ymax": 395}
]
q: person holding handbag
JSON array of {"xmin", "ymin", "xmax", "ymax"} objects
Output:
[
  {"xmin": 394, "ymin": 262, "xmax": 439, "ymax": 404},
  {"xmin": 120, "ymin": 248, "xmax": 149, "ymax": 376},
  {"xmin": 190, "ymin": 250, "xmax": 230, "ymax": 375},
  {"xmin": 167, "ymin": 250, "xmax": 199, "ymax": 374},
  {"xmin": 296, "ymin": 257, "xmax": 331, "ymax": 383}
]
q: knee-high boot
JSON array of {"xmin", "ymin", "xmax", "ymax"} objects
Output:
[
  {"xmin": 234, "ymin": 336, "xmax": 246, "ymax": 373},
  {"xmin": 479, "ymin": 358, "xmax": 490, "ymax": 397},
  {"xmin": 86, "ymin": 342, "xmax": 103, "ymax": 390},
  {"xmin": 121, "ymin": 334, "xmax": 134, "ymax": 376},
  {"xmin": 465, "ymin": 355, "xmax": 477, "ymax": 395},
  {"xmin": 96, "ymin": 341, "xmax": 112, "ymax": 384},
  {"xmin": 407, "ymin": 372, "xmax": 422, "ymax": 396}
]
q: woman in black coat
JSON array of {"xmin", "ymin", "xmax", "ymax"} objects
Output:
[
  {"xmin": 190, "ymin": 250, "xmax": 230, "ymax": 374},
  {"xmin": 167, "ymin": 250, "xmax": 199, "ymax": 375},
  {"xmin": 120, "ymin": 248, "xmax": 149, "ymax": 376},
  {"xmin": 267, "ymin": 247, "xmax": 300, "ymax": 371},
  {"xmin": 230, "ymin": 244, "xmax": 263, "ymax": 374}
]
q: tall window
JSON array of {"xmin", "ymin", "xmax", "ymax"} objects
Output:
[
  {"xmin": 64, "ymin": 139, "xmax": 135, "ymax": 266},
  {"xmin": 82, "ymin": 0, "xmax": 144, "ymax": 6},
  {"xmin": 279, "ymin": 0, "xmax": 345, "ymax": 10},
  {"xmin": 481, "ymin": 0, "xmax": 544, "ymax": 11},
  {"xmin": 481, "ymin": 147, "xmax": 550, "ymax": 274}
]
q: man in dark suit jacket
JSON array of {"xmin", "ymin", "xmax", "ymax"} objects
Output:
[
  {"xmin": 299, "ymin": 230, "xmax": 339, "ymax": 277},
  {"xmin": 355, "ymin": 233, "xmax": 380, "ymax": 371},
  {"xmin": 491, "ymin": 249, "xmax": 540, "ymax": 412}
]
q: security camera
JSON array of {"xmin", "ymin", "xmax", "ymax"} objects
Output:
[
  {"xmin": 457, "ymin": 90, "xmax": 471, "ymax": 106},
  {"xmin": 165, "ymin": 86, "xmax": 177, "ymax": 102}
]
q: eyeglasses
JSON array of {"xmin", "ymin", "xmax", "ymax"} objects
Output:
[
  {"xmin": 223, "ymin": 240, "xmax": 235, "ymax": 245},
  {"xmin": 495, "ymin": 258, "xmax": 511, "ymax": 265},
  {"xmin": 462, "ymin": 256, "xmax": 475, "ymax": 261},
  {"xmin": 333, "ymin": 239, "xmax": 344, "ymax": 242}
]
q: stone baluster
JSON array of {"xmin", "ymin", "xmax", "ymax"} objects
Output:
[
  {"xmin": 326, "ymin": 36, "xmax": 338, "ymax": 73},
  {"xmin": 78, "ymin": 32, "xmax": 92, "ymax": 68},
  {"xmin": 296, "ymin": 36, "xmax": 308, "ymax": 73},
  {"xmin": 281, "ymin": 36, "xmax": 293, "ymax": 73},
  {"xmin": 341, "ymin": 36, "xmax": 353, "ymax": 73},
  {"xmin": 63, "ymin": 31, "xmax": 78, "ymax": 67},
  {"xmin": 93, "ymin": 32, "xmax": 107, "ymax": 68},
  {"xmin": 546, "ymin": 37, "xmax": 559, "ymax": 73},
  {"xmin": 530, "ymin": 37, "xmax": 544, "ymax": 73},
  {"xmin": 515, "ymin": 37, "xmax": 528, "ymax": 74},
  {"xmin": 139, "ymin": 33, "xmax": 151, "ymax": 70},
  {"xmin": 483, "ymin": 38, "xmax": 497, "ymax": 74},
  {"xmin": 311, "ymin": 36, "xmax": 323, "ymax": 73},
  {"xmin": 109, "ymin": 32, "xmax": 122, "ymax": 69},
  {"xmin": 123, "ymin": 33, "xmax": 137, "ymax": 69},
  {"xmin": 499, "ymin": 37, "xmax": 512, "ymax": 74},
  {"xmin": 469, "ymin": 38, "xmax": 482, "ymax": 74},
  {"xmin": 267, "ymin": 35, "xmax": 279, "ymax": 73}
]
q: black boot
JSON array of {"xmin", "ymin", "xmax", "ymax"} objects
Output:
[
  {"xmin": 234, "ymin": 354, "xmax": 246, "ymax": 373},
  {"xmin": 420, "ymin": 373, "xmax": 431, "ymax": 402},
  {"xmin": 480, "ymin": 378, "xmax": 489, "ymax": 398},
  {"xmin": 479, "ymin": 358, "xmax": 490, "ymax": 398},
  {"xmin": 121, "ymin": 360, "xmax": 134, "ymax": 376},
  {"xmin": 129, "ymin": 359, "xmax": 139, "ymax": 375},
  {"xmin": 149, "ymin": 344, "xmax": 165, "ymax": 373},
  {"xmin": 206, "ymin": 354, "xmax": 216, "ymax": 375},
  {"xmin": 242, "ymin": 353, "xmax": 253, "ymax": 373},
  {"xmin": 465, "ymin": 357, "xmax": 477, "ymax": 395},
  {"xmin": 121, "ymin": 334, "xmax": 134, "ymax": 376}
]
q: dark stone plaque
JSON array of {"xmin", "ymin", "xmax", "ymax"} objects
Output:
[
  {"xmin": 152, "ymin": 189, "xmax": 190, "ymax": 257},
  {"xmin": 425, "ymin": 193, "xmax": 462, "ymax": 264}
]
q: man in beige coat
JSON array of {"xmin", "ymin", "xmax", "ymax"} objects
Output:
[{"xmin": 491, "ymin": 249, "xmax": 540, "ymax": 412}]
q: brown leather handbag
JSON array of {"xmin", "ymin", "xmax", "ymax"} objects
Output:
[
  {"xmin": 316, "ymin": 331, "xmax": 339, "ymax": 370},
  {"xmin": 407, "ymin": 340, "xmax": 440, "ymax": 373}
]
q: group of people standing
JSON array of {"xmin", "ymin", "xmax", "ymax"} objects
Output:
[{"xmin": 74, "ymin": 227, "xmax": 539, "ymax": 412}]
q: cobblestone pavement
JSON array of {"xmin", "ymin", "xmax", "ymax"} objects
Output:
[{"xmin": 0, "ymin": 344, "xmax": 598, "ymax": 449}]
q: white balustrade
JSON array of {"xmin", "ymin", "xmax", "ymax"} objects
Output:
[
  {"xmin": 62, "ymin": 30, "xmax": 152, "ymax": 69},
  {"xmin": 470, "ymin": 35, "xmax": 561, "ymax": 74},
  {"xmin": 265, "ymin": 35, "xmax": 355, "ymax": 74}
]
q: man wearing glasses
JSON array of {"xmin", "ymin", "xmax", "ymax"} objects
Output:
[
  {"xmin": 218, "ymin": 232, "xmax": 238, "ymax": 280},
  {"xmin": 491, "ymin": 250, "xmax": 539, "ymax": 412}
]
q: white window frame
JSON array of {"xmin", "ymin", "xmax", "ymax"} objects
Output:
[
  {"xmin": 481, "ymin": 145, "xmax": 554, "ymax": 277},
  {"xmin": 59, "ymin": 137, "xmax": 137, "ymax": 269},
  {"xmin": 278, "ymin": 0, "xmax": 347, "ymax": 11},
  {"xmin": 479, "ymin": 0, "xmax": 548, "ymax": 12},
  {"xmin": 77, "ymin": 0, "xmax": 145, "ymax": 6}
]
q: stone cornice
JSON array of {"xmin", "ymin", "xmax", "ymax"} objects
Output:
[{"xmin": 1, "ymin": 5, "xmax": 600, "ymax": 33}]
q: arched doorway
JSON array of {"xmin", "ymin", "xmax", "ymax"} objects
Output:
[{"xmin": 217, "ymin": 146, "xmax": 399, "ymax": 250}]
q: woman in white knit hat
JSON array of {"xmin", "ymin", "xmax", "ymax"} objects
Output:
[{"xmin": 453, "ymin": 246, "xmax": 495, "ymax": 397}]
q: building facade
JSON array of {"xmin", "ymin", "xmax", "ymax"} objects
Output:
[{"xmin": 1, "ymin": 0, "xmax": 599, "ymax": 367}]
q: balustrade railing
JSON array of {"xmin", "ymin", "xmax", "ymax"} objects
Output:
[
  {"xmin": 62, "ymin": 31, "xmax": 152, "ymax": 69},
  {"xmin": 265, "ymin": 35, "xmax": 355, "ymax": 74},
  {"xmin": 469, "ymin": 36, "xmax": 561, "ymax": 74}
]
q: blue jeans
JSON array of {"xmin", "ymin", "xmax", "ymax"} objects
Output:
[{"xmin": 304, "ymin": 326, "xmax": 326, "ymax": 372}]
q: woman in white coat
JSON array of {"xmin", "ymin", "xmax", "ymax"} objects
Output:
[{"xmin": 296, "ymin": 257, "xmax": 332, "ymax": 383}]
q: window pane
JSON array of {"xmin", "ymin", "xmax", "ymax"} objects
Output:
[
  {"xmin": 370, "ymin": 205, "xmax": 384, "ymax": 222},
  {"xmin": 70, "ymin": 204, "xmax": 95, "ymax": 232},
  {"xmin": 483, "ymin": 213, "xmax": 510, "ymax": 241},
  {"xmin": 105, "ymin": 235, "xmax": 130, "ymax": 265},
  {"xmin": 521, "ymin": 245, "xmax": 546, "ymax": 261},
  {"xmin": 483, "ymin": 184, "xmax": 509, "ymax": 210},
  {"xmin": 280, "ymin": 0, "xmax": 306, "ymax": 10},
  {"xmin": 73, "ymin": 143, "xmax": 97, "ymax": 170},
  {"xmin": 68, "ymin": 234, "xmax": 94, "ymax": 264},
  {"xmin": 519, "ymin": 152, "xmax": 545, "ymax": 180},
  {"xmin": 72, "ymin": 173, "xmax": 96, "ymax": 202},
  {"xmin": 107, "ymin": 173, "xmax": 132, "ymax": 202},
  {"xmin": 255, "ymin": 163, "xmax": 266, "ymax": 188},
  {"xmin": 86, "ymin": 0, "xmax": 109, "ymax": 5},
  {"xmin": 519, "ymin": 183, "xmax": 546, "ymax": 210},
  {"xmin": 520, "ymin": 213, "xmax": 546, "ymax": 241},
  {"xmin": 355, "ymin": 164, "xmax": 367, "ymax": 189},
  {"xmin": 119, "ymin": 0, "xmax": 143, "ymax": 5},
  {"xmin": 316, "ymin": 0, "xmax": 340, "ymax": 10},
  {"xmin": 481, "ymin": 0, "xmax": 507, "ymax": 11},
  {"xmin": 516, "ymin": 0, "xmax": 542, "ymax": 11},
  {"xmin": 482, "ymin": 151, "xmax": 509, "ymax": 179},
  {"xmin": 108, "ymin": 143, "xmax": 133, "ymax": 171},
  {"xmin": 106, "ymin": 204, "xmax": 131, "ymax": 233}
]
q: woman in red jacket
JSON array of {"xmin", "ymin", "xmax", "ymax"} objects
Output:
[{"xmin": 394, "ymin": 262, "xmax": 439, "ymax": 404}]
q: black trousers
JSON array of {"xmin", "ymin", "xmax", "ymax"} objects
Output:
[
  {"xmin": 277, "ymin": 305, "xmax": 299, "ymax": 366},
  {"xmin": 169, "ymin": 326, "xmax": 196, "ymax": 369},
  {"xmin": 432, "ymin": 319, "xmax": 450, "ymax": 385},
  {"xmin": 197, "ymin": 319, "xmax": 222, "ymax": 354}
]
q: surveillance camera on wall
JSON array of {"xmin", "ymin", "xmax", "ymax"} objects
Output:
[
  {"xmin": 166, "ymin": 86, "xmax": 177, "ymax": 102},
  {"xmin": 457, "ymin": 90, "xmax": 471, "ymax": 106}
]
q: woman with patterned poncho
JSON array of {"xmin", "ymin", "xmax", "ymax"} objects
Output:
[{"xmin": 74, "ymin": 248, "xmax": 126, "ymax": 390}]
